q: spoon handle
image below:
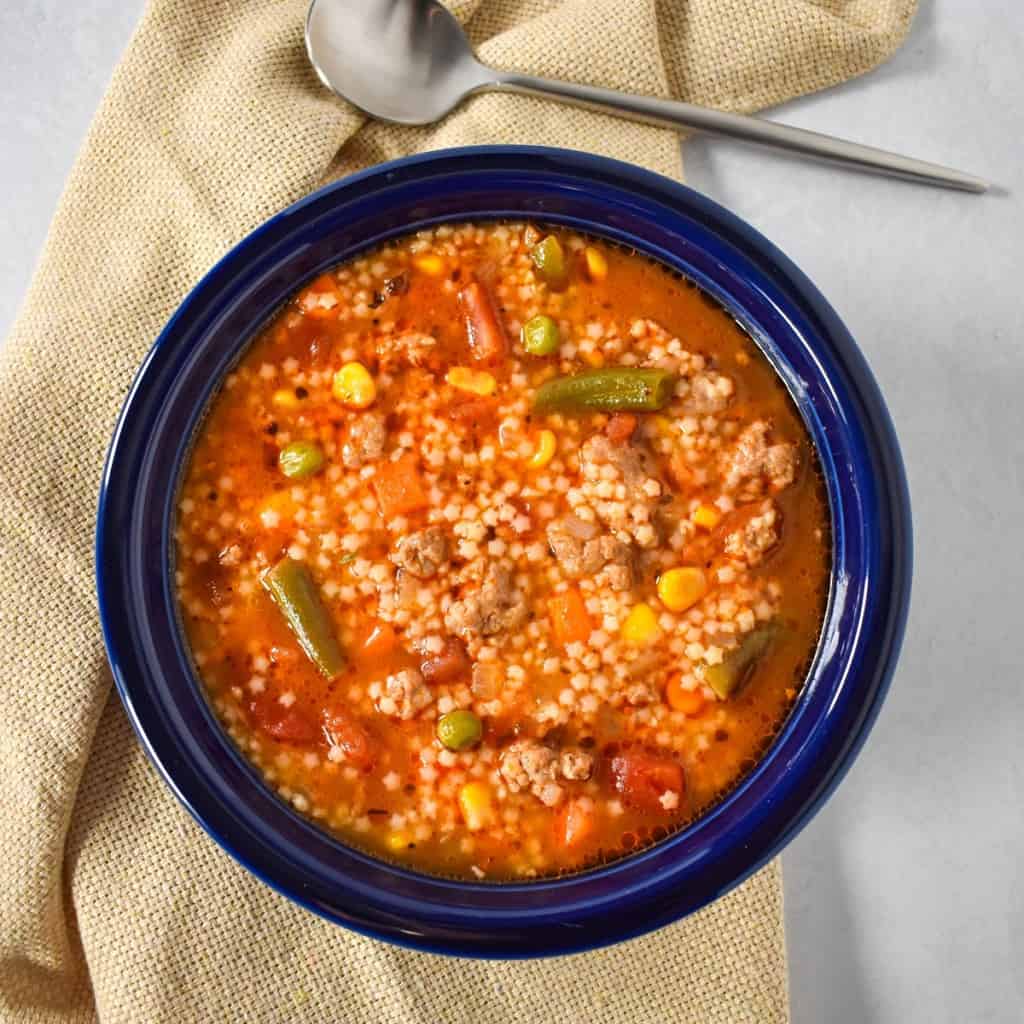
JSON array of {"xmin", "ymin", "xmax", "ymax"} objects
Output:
[{"xmin": 490, "ymin": 72, "xmax": 988, "ymax": 193}]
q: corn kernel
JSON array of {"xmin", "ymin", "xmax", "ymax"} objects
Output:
[
  {"xmin": 652, "ymin": 415, "xmax": 674, "ymax": 437},
  {"xmin": 582, "ymin": 349, "xmax": 605, "ymax": 368},
  {"xmin": 621, "ymin": 603, "xmax": 660, "ymax": 646},
  {"xmin": 272, "ymin": 388, "xmax": 299, "ymax": 410},
  {"xmin": 584, "ymin": 246, "xmax": 608, "ymax": 281},
  {"xmin": 414, "ymin": 253, "xmax": 445, "ymax": 276},
  {"xmin": 693, "ymin": 504, "xmax": 722, "ymax": 530},
  {"xmin": 458, "ymin": 782, "xmax": 494, "ymax": 831},
  {"xmin": 657, "ymin": 567, "xmax": 708, "ymax": 613},
  {"xmin": 446, "ymin": 366, "xmax": 497, "ymax": 397},
  {"xmin": 527, "ymin": 430, "xmax": 557, "ymax": 469},
  {"xmin": 386, "ymin": 831, "xmax": 410, "ymax": 852},
  {"xmin": 332, "ymin": 362, "xmax": 377, "ymax": 409}
]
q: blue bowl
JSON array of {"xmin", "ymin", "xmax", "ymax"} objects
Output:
[{"xmin": 97, "ymin": 146, "xmax": 911, "ymax": 957}]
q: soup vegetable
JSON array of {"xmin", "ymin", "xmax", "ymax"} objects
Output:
[{"xmin": 175, "ymin": 222, "xmax": 829, "ymax": 881}]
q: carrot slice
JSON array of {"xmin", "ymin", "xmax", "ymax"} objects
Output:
[
  {"xmin": 459, "ymin": 280, "xmax": 507, "ymax": 364},
  {"xmin": 548, "ymin": 587, "xmax": 593, "ymax": 647},
  {"xmin": 665, "ymin": 674, "xmax": 706, "ymax": 715},
  {"xmin": 360, "ymin": 621, "xmax": 398, "ymax": 661},
  {"xmin": 371, "ymin": 453, "xmax": 429, "ymax": 518}
]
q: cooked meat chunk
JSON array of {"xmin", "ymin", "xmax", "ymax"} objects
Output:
[
  {"xmin": 376, "ymin": 331, "xmax": 437, "ymax": 371},
  {"xmin": 724, "ymin": 500, "xmax": 780, "ymax": 566},
  {"xmin": 559, "ymin": 749, "xmax": 594, "ymax": 781},
  {"xmin": 341, "ymin": 412, "xmax": 387, "ymax": 468},
  {"xmin": 499, "ymin": 740, "xmax": 594, "ymax": 806},
  {"xmin": 500, "ymin": 740, "xmax": 558, "ymax": 792},
  {"xmin": 581, "ymin": 432, "xmax": 656, "ymax": 488},
  {"xmin": 575, "ymin": 433, "xmax": 665, "ymax": 549},
  {"xmin": 721, "ymin": 420, "xmax": 797, "ymax": 497},
  {"xmin": 377, "ymin": 668, "xmax": 433, "ymax": 720},
  {"xmin": 444, "ymin": 561, "xmax": 528, "ymax": 640},
  {"xmin": 546, "ymin": 516, "xmax": 635, "ymax": 591},
  {"xmin": 686, "ymin": 370, "xmax": 734, "ymax": 413},
  {"xmin": 391, "ymin": 526, "xmax": 450, "ymax": 579}
]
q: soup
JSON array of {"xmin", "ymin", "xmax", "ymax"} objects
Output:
[{"xmin": 174, "ymin": 221, "xmax": 829, "ymax": 880}]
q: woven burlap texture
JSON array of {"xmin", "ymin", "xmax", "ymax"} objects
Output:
[{"xmin": 0, "ymin": 1, "xmax": 915, "ymax": 1021}]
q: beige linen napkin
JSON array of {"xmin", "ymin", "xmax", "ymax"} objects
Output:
[{"xmin": 0, "ymin": 2, "xmax": 914, "ymax": 1021}]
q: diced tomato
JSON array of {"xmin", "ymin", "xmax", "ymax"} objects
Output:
[
  {"xmin": 610, "ymin": 751, "xmax": 685, "ymax": 812},
  {"xmin": 322, "ymin": 704, "xmax": 376, "ymax": 769},
  {"xmin": 458, "ymin": 280, "xmax": 507, "ymax": 364},
  {"xmin": 360, "ymin": 621, "xmax": 398, "ymax": 662},
  {"xmin": 605, "ymin": 413, "xmax": 638, "ymax": 444},
  {"xmin": 420, "ymin": 639, "xmax": 471, "ymax": 685},
  {"xmin": 555, "ymin": 797, "xmax": 596, "ymax": 849},
  {"xmin": 371, "ymin": 453, "xmax": 429, "ymax": 518},
  {"xmin": 548, "ymin": 587, "xmax": 593, "ymax": 647},
  {"xmin": 447, "ymin": 397, "xmax": 498, "ymax": 427},
  {"xmin": 247, "ymin": 697, "xmax": 318, "ymax": 745}
]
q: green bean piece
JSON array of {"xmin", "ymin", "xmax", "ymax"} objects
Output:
[
  {"xmin": 533, "ymin": 368, "xmax": 675, "ymax": 414},
  {"xmin": 703, "ymin": 625, "xmax": 777, "ymax": 699},
  {"xmin": 521, "ymin": 314, "xmax": 561, "ymax": 357},
  {"xmin": 436, "ymin": 709, "xmax": 483, "ymax": 751},
  {"xmin": 278, "ymin": 440, "xmax": 325, "ymax": 480},
  {"xmin": 262, "ymin": 558, "xmax": 346, "ymax": 678},
  {"xmin": 530, "ymin": 235, "xmax": 567, "ymax": 286}
]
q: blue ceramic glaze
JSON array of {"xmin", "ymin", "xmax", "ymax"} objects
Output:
[{"xmin": 96, "ymin": 146, "xmax": 912, "ymax": 957}]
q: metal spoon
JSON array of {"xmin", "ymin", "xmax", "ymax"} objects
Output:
[{"xmin": 305, "ymin": 0, "xmax": 988, "ymax": 194}]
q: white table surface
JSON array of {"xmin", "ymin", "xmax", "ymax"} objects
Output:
[{"xmin": 2, "ymin": 3, "xmax": 1021, "ymax": 1021}]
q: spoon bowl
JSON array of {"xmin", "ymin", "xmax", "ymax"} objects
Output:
[{"xmin": 306, "ymin": 0, "xmax": 487, "ymax": 125}]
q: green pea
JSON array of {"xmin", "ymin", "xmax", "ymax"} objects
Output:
[
  {"xmin": 530, "ymin": 235, "xmax": 567, "ymax": 286},
  {"xmin": 521, "ymin": 315, "xmax": 561, "ymax": 357},
  {"xmin": 436, "ymin": 709, "xmax": 483, "ymax": 751},
  {"xmin": 278, "ymin": 440, "xmax": 325, "ymax": 480}
]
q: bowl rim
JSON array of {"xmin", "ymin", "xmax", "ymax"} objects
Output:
[{"xmin": 96, "ymin": 144, "xmax": 912, "ymax": 957}]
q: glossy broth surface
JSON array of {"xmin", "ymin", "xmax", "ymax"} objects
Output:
[{"xmin": 175, "ymin": 222, "xmax": 829, "ymax": 880}]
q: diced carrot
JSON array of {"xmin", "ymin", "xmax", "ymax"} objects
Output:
[
  {"xmin": 667, "ymin": 453, "xmax": 694, "ymax": 490},
  {"xmin": 360, "ymin": 621, "xmax": 398, "ymax": 661},
  {"xmin": 665, "ymin": 674, "xmax": 706, "ymax": 715},
  {"xmin": 555, "ymin": 797, "xmax": 596, "ymax": 849},
  {"xmin": 605, "ymin": 413, "xmax": 637, "ymax": 444},
  {"xmin": 458, "ymin": 280, "xmax": 507, "ymax": 364},
  {"xmin": 548, "ymin": 587, "xmax": 593, "ymax": 647},
  {"xmin": 371, "ymin": 453, "xmax": 429, "ymax": 518}
]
